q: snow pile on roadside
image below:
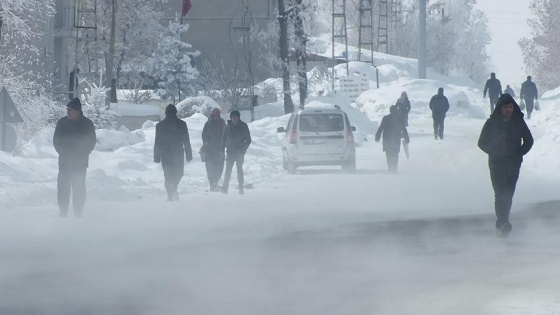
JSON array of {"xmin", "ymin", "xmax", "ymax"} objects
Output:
[{"xmin": 176, "ymin": 96, "xmax": 220, "ymax": 118}]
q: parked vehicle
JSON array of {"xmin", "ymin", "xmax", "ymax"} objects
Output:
[{"xmin": 277, "ymin": 106, "xmax": 356, "ymax": 173}]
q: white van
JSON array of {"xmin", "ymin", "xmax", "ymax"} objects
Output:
[{"xmin": 277, "ymin": 106, "xmax": 356, "ymax": 173}]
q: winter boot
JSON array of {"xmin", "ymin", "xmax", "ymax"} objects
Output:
[{"xmin": 239, "ymin": 187, "xmax": 244, "ymax": 195}]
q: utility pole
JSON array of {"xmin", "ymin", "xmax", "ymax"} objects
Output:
[
  {"xmin": 418, "ymin": 0, "xmax": 427, "ymax": 79},
  {"xmin": 278, "ymin": 0, "xmax": 294, "ymax": 114},
  {"xmin": 105, "ymin": 0, "xmax": 117, "ymax": 108}
]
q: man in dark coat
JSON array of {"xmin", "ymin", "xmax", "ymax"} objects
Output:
[
  {"xmin": 394, "ymin": 91, "xmax": 411, "ymax": 126},
  {"xmin": 221, "ymin": 110, "xmax": 251, "ymax": 194},
  {"xmin": 504, "ymin": 85, "xmax": 516, "ymax": 98},
  {"xmin": 375, "ymin": 105, "xmax": 410, "ymax": 173},
  {"xmin": 478, "ymin": 94, "xmax": 533, "ymax": 237},
  {"xmin": 429, "ymin": 87, "xmax": 450, "ymax": 140},
  {"xmin": 483, "ymin": 72, "xmax": 503, "ymax": 114},
  {"xmin": 201, "ymin": 108, "xmax": 226, "ymax": 191},
  {"xmin": 68, "ymin": 68, "xmax": 80, "ymax": 100},
  {"xmin": 154, "ymin": 104, "xmax": 193, "ymax": 201},
  {"xmin": 53, "ymin": 98, "xmax": 96, "ymax": 217},
  {"xmin": 520, "ymin": 75, "xmax": 539, "ymax": 119}
]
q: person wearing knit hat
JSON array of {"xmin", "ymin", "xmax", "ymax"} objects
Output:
[
  {"xmin": 478, "ymin": 93, "xmax": 534, "ymax": 237},
  {"xmin": 53, "ymin": 97, "xmax": 96, "ymax": 217},
  {"xmin": 154, "ymin": 104, "xmax": 193, "ymax": 201},
  {"xmin": 220, "ymin": 110, "xmax": 251, "ymax": 194},
  {"xmin": 201, "ymin": 107, "xmax": 226, "ymax": 191}
]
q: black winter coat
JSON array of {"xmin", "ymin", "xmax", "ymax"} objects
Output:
[
  {"xmin": 484, "ymin": 78, "xmax": 503, "ymax": 98},
  {"xmin": 478, "ymin": 96, "xmax": 533, "ymax": 167},
  {"xmin": 429, "ymin": 93, "xmax": 450, "ymax": 119},
  {"xmin": 53, "ymin": 115, "xmax": 96, "ymax": 170},
  {"xmin": 222, "ymin": 120, "xmax": 251, "ymax": 155},
  {"xmin": 375, "ymin": 113, "xmax": 409, "ymax": 153},
  {"xmin": 395, "ymin": 97, "xmax": 411, "ymax": 116},
  {"xmin": 202, "ymin": 117, "xmax": 226, "ymax": 157},
  {"xmin": 154, "ymin": 114, "xmax": 193, "ymax": 163},
  {"xmin": 520, "ymin": 80, "xmax": 538, "ymax": 100}
]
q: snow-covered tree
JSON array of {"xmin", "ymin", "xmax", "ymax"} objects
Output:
[
  {"xmin": 519, "ymin": 0, "xmax": 560, "ymax": 90},
  {"xmin": 147, "ymin": 18, "xmax": 200, "ymax": 103},
  {"xmin": 0, "ymin": 0, "xmax": 56, "ymax": 149}
]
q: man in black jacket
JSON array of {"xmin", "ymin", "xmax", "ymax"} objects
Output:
[
  {"xmin": 53, "ymin": 98, "xmax": 96, "ymax": 217},
  {"xmin": 429, "ymin": 88, "xmax": 450, "ymax": 140},
  {"xmin": 201, "ymin": 108, "xmax": 226, "ymax": 191},
  {"xmin": 375, "ymin": 106, "xmax": 410, "ymax": 173},
  {"xmin": 221, "ymin": 110, "xmax": 251, "ymax": 194},
  {"xmin": 483, "ymin": 72, "xmax": 503, "ymax": 115},
  {"xmin": 154, "ymin": 104, "xmax": 193, "ymax": 201},
  {"xmin": 478, "ymin": 94, "xmax": 533, "ymax": 237},
  {"xmin": 520, "ymin": 75, "xmax": 539, "ymax": 119}
]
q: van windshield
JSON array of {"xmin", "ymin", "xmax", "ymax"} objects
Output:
[{"xmin": 299, "ymin": 114, "xmax": 344, "ymax": 132}]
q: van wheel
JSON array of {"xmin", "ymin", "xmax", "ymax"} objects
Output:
[{"xmin": 342, "ymin": 157, "xmax": 356, "ymax": 172}]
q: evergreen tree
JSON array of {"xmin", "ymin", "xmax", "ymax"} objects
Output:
[{"xmin": 147, "ymin": 18, "xmax": 200, "ymax": 102}]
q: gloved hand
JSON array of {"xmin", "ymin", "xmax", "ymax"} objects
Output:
[{"xmin": 154, "ymin": 156, "xmax": 161, "ymax": 163}]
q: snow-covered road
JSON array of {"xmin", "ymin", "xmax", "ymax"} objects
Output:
[{"xmin": 2, "ymin": 115, "xmax": 559, "ymax": 314}]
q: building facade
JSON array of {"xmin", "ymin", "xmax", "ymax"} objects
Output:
[{"xmin": 44, "ymin": 0, "xmax": 276, "ymax": 100}]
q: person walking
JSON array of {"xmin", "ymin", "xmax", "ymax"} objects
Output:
[
  {"xmin": 154, "ymin": 104, "xmax": 193, "ymax": 201},
  {"xmin": 483, "ymin": 72, "xmax": 503, "ymax": 114},
  {"xmin": 201, "ymin": 108, "xmax": 226, "ymax": 192},
  {"xmin": 520, "ymin": 75, "xmax": 539, "ymax": 119},
  {"xmin": 221, "ymin": 110, "xmax": 251, "ymax": 194},
  {"xmin": 394, "ymin": 91, "xmax": 411, "ymax": 127},
  {"xmin": 53, "ymin": 98, "xmax": 96, "ymax": 217},
  {"xmin": 375, "ymin": 105, "xmax": 410, "ymax": 174},
  {"xmin": 478, "ymin": 94, "xmax": 533, "ymax": 237},
  {"xmin": 429, "ymin": 88, "xmax": 450, "ymax": 140},
  {"xmin": 504, "ymin": 85, "xmax": 516, "ymax": 98}
]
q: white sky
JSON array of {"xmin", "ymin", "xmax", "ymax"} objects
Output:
[{"xmin": 475, "ymin": 0, "xmax": 532, "ymax": 87}]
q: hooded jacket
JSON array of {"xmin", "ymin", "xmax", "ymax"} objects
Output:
[{"xmin": 478, "ymin": 94, "xmax": 533, "ymax": 161}]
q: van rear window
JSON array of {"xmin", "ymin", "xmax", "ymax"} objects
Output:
[{"xmin": 299, "ymin": 114, "xmax": 344, "ymax": 132}]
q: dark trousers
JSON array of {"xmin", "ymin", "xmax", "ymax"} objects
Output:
[
  {"xmin": 162, "ymin": 157, "xmax": 184, "ymax": 197},
  {"xmin": 222, "ymin": 152, "xmax": 244, "ymax": 192},
  {"xmin": 205, "ymin": 156, "xmax": 224, "ymax": 188},
  {"xmin": 57, "ymin": 167, "xmax": 87, "ymax": 215},
  {"xmin": 433, "ymin": 117, "xmax": 445, "ymax": 139},
  {"xmin": 489, "ymin": 96, "xmax": 499, "ymax": 114},
  {"xmin": 524, "ymin": 98, "xmax": 534, "ymax": 118},
  {"xmin": 489, "ymin": 159, "xmax": 521, "ymax": 228},
  {"xmin": 385, "ymin": 151, "xmax": 399, "ymax": 173}
]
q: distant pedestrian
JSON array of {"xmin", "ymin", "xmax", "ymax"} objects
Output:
[
  {"xmin": 478, "ymin": 94, "xmax": 533, "ymax": 237},
  {"xmin": 375, "ymin": 105, "xmax": 410, "ymax": 173},
  {"xmin": 520, "ymin": 75, "xmax": 539, "ymax": 119},
  {"xmin": 201, "ymin": 108, "xmax": 226, "ymax": 192},
  {"xmin": 504, "ymin": 85, "xmax": 516, "ymax": 98},
  {"xmin": 68, "ymin": 68, "xmax": 80, "ymax": 100},
  {"xmin": 429, "ymin": 87, "xmax": 450, "ymax": 140},
  {"xmin": 483, "ymin": 72, "xmax": 503, "ymax": 114},
  {"xmin": 394, "ymin": 91, "xmax": 411, "ymax": 126},
  {"xmin": 221, "ymin": 110, "xmax": 251, "ymax": 194},
  {"xmin": 154, "ymin": 104, "xmax": 193, "ymax": 201},
  {"xmin": 53, "ymin": 98, "xmax": 96, "ymax": 217}
]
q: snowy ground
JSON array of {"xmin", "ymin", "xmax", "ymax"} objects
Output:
[
  {"xmin": 1, "ymin": 107, "xmax": 560, "ymax": 314},
  {"xmin": 3, "ymin": 36, "xmax": 560, "ymax": 313}
]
